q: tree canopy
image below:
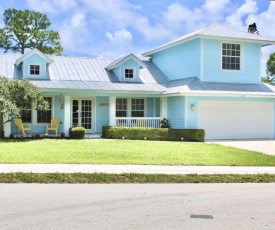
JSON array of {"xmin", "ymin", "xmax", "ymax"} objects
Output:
[
  {"xmin": 266, "ymin": 52, "xmax": 275, "ymax": 79},
  {"xmin": 0, "ymin": 77, "xmax": 49, "ymax": 127},
  {"xmin": 0, "ymin": 9, "xmax": 63, "ymax": 55}
]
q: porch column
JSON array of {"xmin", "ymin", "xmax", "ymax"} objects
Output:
[
  {"xmin": 3, "ymin": 116, "xmax": 11, "ymax": 137},
  {"xmin": 109, "ymin": 96, "xmax": 116, "ymax": 126},
  {"xmin": 160, "ymin": 97, "xmax": 168, "ymax": 118},
  {"xmin": 63, "ymin": 96, "xmax": 71, "ymax": 136}
]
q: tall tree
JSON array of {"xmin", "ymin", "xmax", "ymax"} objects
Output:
[
  {"xmin": 0, "ymin": 9, "xmax": 63, "ymax": 55},
  {"xmin": 0, "ymin": 77, "xmax": 49, "ymax": 128},
  {"xmin": 266, "ymin": 53, "xmax": 275, "ymax": 80}
]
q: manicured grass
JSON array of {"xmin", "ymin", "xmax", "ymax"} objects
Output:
[
  {"xmin": 1, "ymin": 139, "xmax": 275, "ymax": 166},
  {"xmin": 1, "ymin": 173, "xmax": 275, "ymax": 183}
]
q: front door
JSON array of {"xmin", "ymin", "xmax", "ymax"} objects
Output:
[{"xmin": 72, "ymin": 99, "xmax": 94, "ymax": 133}]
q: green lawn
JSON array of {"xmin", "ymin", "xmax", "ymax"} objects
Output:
[{"xmin": 1, "ymin": 139, "xmax": 275, "ymax": 166}]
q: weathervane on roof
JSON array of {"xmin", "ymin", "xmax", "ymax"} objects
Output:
[{"xmin": 247, "ymin": 23, "xmax": 259, "ymax": 35}]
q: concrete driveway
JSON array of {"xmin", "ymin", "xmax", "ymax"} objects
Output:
[{"xmin": 207, "ymin": 140, "xmax": 275, "ymax": 156}]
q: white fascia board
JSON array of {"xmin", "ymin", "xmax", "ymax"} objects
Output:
[
  {"xmin": 142, "ymin": 35, "xmax": 199, "ymax": 57},
  {"xmin": 37, "ymin": 88, "xmax": 164, "ymax": 95},
  {"xmin": 199, "ymin": 35, "xmax": 275, "ymax": 46},
  {"xmin": 15, "ymin": 48, "xmax": 54, "ymax": 66},
  {"xmin": 106, "ymin": 54, "xmax": 146, "ymax": 70},
  {"xmin": 142, "ymin": 34, "xmax": 275, "ymax": 57},
  {"xmin": 177, "ymin": 92, "xmax": 275, "ymax": 98}
]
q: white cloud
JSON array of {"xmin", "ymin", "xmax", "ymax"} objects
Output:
[
  {"xmin": 105, "ymin": 29, "xmax": 132, "ymax": 42},
  {"xmin": 225, "ymin": 0, "xmax": 258, "ymax": 29},
  {"xmin": 71, "ymin": 12, "xmax": 86, "ymax": 28},
  {"xmin": 203, "ymin": 0, "xmax": 230, "ymax": 13},
  {"xmin": 26, "ymin": 0, "xmax": 78, "ymax": 13}
]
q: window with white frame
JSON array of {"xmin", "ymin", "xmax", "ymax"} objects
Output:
[
  {"xmin": 37, "ymin": 97, "xmax": 52, "ymax": 123},
  {"xmin": 222, "ymin": 43, "xmax": 241, "ymax": 70},
  {"xmin": 30, "ymin": 64, "xmax": 40, "ymax": 75},
  {"xmin": 116, "ymin": 98, "xmax": 127, "ymax": 117},
  {"xmin": 21, "ymin": 102, "xmax": 32, "ymax": 123},
  {"xmin": 131, "ymin": 99, "xmax": 144, "ymax": 117},
  {"xmin": 125, "ymin": 68, "xmax": 134, "ymax": 79},
  {"xmin": 116, "ymin": 98, "xmax": 145, "ymax": 117}
]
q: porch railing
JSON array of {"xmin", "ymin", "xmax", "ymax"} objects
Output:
[{"xmin": 116, "ymin": 117, "xmax": 162, "ymax": 128}]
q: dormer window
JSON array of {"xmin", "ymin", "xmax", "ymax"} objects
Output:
[
  {"xmin": 30, "ymin": 64, "xmax": 40, "ymax": 75},
  {"xmin": 222, "ymin": 43, "xmax": 241, "ymax": 70},
  {"xmin": 125, "ymin": 68, "xmax": 134, "ymax": 79}
]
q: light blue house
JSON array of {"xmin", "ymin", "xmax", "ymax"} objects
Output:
[{"xmin": 1, "ymin": 23, "xmax": 275, "ymax": 139}]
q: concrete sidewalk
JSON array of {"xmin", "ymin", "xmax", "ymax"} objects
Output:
[{"xmin": 0, "ymin": 164, "xmax": 275, "ymax": 174}]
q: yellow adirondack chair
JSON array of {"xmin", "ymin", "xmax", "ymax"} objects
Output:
[
  {"xmin": 14, "ymin": 118, "xmax": 31, "ymax": 135},
  {"xmin": 46, "ymin": 118, "xmax": 60, "ymax": 135}
]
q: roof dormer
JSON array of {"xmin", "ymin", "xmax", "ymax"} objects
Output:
[
  {"xmin": 14, "ymin": 48, "xmax": 53, "ymax": 80},
  {"xmin": 106, "ymin": 54, "xmax": 146, "ymax": 82}
]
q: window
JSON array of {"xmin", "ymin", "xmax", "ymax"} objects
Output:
[
  {"xmin": 222, "ymin": 43, "xmax": 241, "ymax": 70},
  {"xmin": 30, "ymin": 64, "xmax": 40, "ymax": 75},
  {"xmin": 21, "ymin": 102, "xmax": 32, "ymax": 123},
  {"xmin": 37, "ymin": 97, "xmax": 52, "ymax": 123},
  {"xmin": 131, "ymin": 99, "xmax": 144, "ymax": 117},
  {"xmin": 125, "ymin": 68, "xmax": 134, "ymax": 79},
  {"xmin": 116, "ymin": 98, "xmax": 145, "ymax": 117},
  {"xmin": 116, "ymin": 98, "xmax": 127, "ymax": 117}
]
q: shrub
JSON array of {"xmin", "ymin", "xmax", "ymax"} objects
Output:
[
  {"xmin": 69, "ymin": 126, "xmax": 86, "ymax": 139},
  {"xmin": 60, "ymin": 132, "xmax": 65, "ymax": 139},
  {"xmin": 34, "ymin": 133, "xmax": 41, "ymax": 139},
  {"xmin": 102, "ymin": 126, "xmax": 205, "ymax": 142}
]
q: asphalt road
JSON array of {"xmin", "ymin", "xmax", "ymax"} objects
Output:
[{"xmin": 0, "ymin": 184, "xmax": 275, "ymax": 230}]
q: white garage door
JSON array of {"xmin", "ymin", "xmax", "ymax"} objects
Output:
[{"xmin": 199, "ymin": 101, "xmax": 273, "ymax": 140}]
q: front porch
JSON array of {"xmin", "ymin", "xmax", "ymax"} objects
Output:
[{"xmin": 116, "ymin": 117, "xmax": 162, "ymax": 128}]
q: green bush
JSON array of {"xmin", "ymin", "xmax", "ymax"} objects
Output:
[
  {"xmin": 102, "ymin": 126, "xmax": 205, "ymax": 142},
  {"xmin": 69, "ymin": 127, "xmax": 86, "ymax": 139}
]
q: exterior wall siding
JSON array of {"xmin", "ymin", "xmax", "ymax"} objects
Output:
[
  {"xmin": 119, "ymin": 59, "xmax": 141, "ymax": 82},
  {"xmin": 167, "ymin": 96, "xmax": 185, "ymax": 128},
  {"xmin": 203, "ymin": 39, "xmax": 261, "ymax": 83},
  {"xmin": 23, "ymin": 53, "xmax": 47, "ymax": 79},
  {"xmin": 152, "ymin": 38, "xmax": 201, "ymax": 80},
  {"xmin": 146, "ymin": 98, "xmax": 154, "ymax": 117},
  {"xmin": 96, "ymin": 96, "xmax": 109, "ymax": 132}
]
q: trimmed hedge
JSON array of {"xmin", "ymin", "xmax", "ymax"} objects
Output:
[
  {"xmin": 69, "ymin": 127, "xmax": 86, "ymax": 139},
  {"xmin": 102, "ymin": 126, "xmax": 205, "ymax": 142}
]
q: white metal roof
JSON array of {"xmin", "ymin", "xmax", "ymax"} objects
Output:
[
  {"xmin": 164, "ymin": 77, "xmax": 275, "ymax": 96},
  {"xmin": 143, "ymin": 23, "xmax": 275, "ymax": 56},
  {"xmin": 105, "ymin": 53, "xmax": 146, "ymax": 70}
]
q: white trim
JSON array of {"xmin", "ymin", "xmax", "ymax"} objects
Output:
[
  {"xmin": 15, "ymin": 48, "xmax": 53, "ymax": 66},
  {"xmin": 28, "ymin": 63, "xmax": 41, "ymax": 78},
  {"xmin": 184, "ymin": 96, "xmax": 187, "ymax": 129},
  {"xmin": 64, "ymin": 96, "xmax": 71, "ymax": 136},
  {"xmin": 71, "ymin": 97, "xmax": 96, "ymax": 133},
  {"xmin": 36, "ymin": 96, "xmax": 54, "ymax": 124},
  {"xmin": 3, "ymin": 116, "xmax": 11, "ymax": 137},
  {"xmin": 106, "ymin": 54, "xmax": 146, "ymax": 70},
  {"xmin": 124, "ymin": 67, "xmax": 135, "ymax": 80},
  {"xmin": 200, "ymin": 38, "xmax": 204, "ymax": 81},
  {"xmin": 109, "ymin": 96, "xmax": 116, "ymax": 126},
  {"xmin": 160, "ymin": 97, "xmax": 167, "ymax": 118},
  {"xmin": 221, "ymin": 42, "xmax": 242, "ymax": 72},
  {"xmin": 143, "ymin": 33, "xmax": 275, "ymax": 57}
]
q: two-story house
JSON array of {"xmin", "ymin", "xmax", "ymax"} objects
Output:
[{"xmin": 1, "ymin": 23, "xmax": 275, "ymax": 139}]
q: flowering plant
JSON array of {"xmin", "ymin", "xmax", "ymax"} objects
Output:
[{"xmin": 160, "ymin": 118, "xmax": 170, "ymax": 128}]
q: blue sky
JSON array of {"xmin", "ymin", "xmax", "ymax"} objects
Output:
[{"xmin": 1, "ymin": 0, "xmax": 275, "ymax": 75}]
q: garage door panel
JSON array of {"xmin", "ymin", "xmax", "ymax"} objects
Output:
[{"xmin": 199, "ymin": 102, "xmax": 273, "ymax": 140}]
